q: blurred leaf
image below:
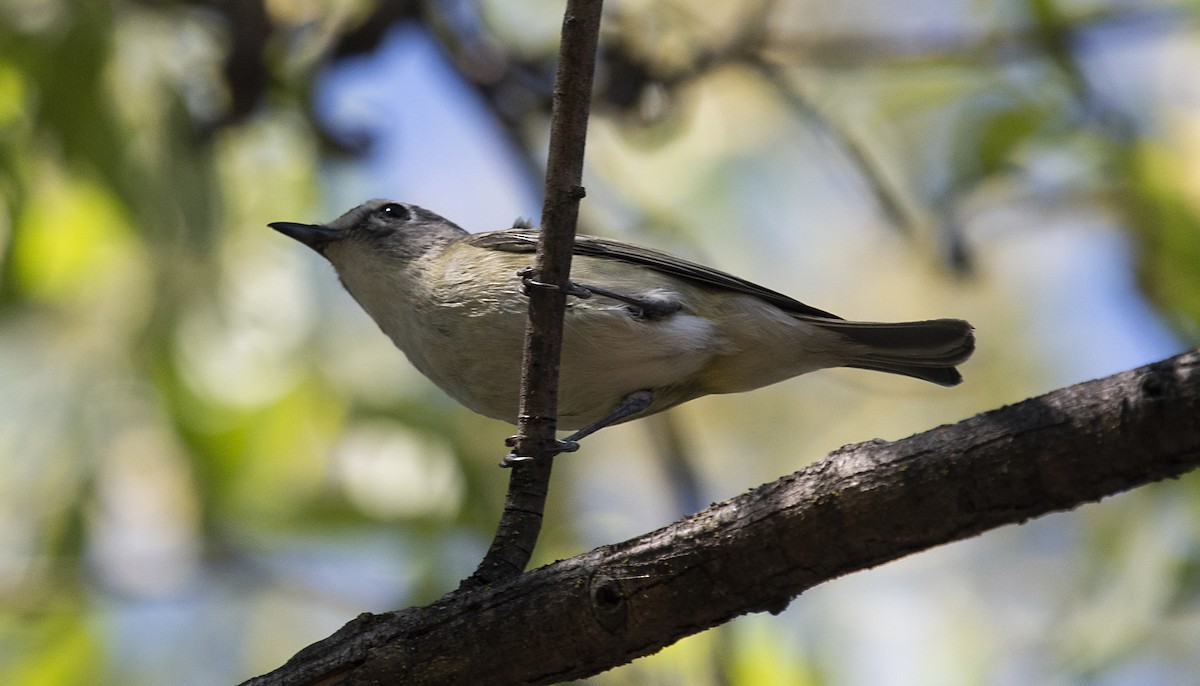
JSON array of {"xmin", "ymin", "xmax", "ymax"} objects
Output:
[
  {"xmin": 1, "ymin": 1, "xmax": 125, "ymax": 196},
  {"xmin": 871, "ymin": 64, "xmax": 981, "ymax": 115},
  {"xmin": 0, "ymin": 603, "xmax": 102, "ymax": 686},
  {"xmin": 976, "ymin": 105, "xmax": 1044, "ymax": 175},
  {"xmin": 1126, "ymin": 141, "xmax": 1200, "ymax": 339},
  {"xmin": 159, "ymin": 363, "xmax": 345, "ymax": 524},
  {"xmin": 951, "ymin": 93, "xmax": 1050, "ymax": 187},
  {"xmin": 229, "ymin": 375, "xmax": 347, "ymax": 518},
  {"xmin": 729, "ymin": 618, "xmax": 817, "ymax": 686},
  {"xmin": 9, "ymin": 173, "xmax": 142, "ymax": 307},
  {"xmin": 0, "ymin": 60, "xmax": 24, "ymax": 127}
]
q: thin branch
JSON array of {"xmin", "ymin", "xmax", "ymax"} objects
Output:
[
  {"xmin": 463, "ymin": 0, "xmax": 605, "ymax": 589},
  {"xmin": 242, "ymin": 349, "xmax": 1200, "ymax": 686}
]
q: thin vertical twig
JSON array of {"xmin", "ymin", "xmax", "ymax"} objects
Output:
[{"xmin": 464, "ymin": 0, "xmax": 605, "ymax": 589}]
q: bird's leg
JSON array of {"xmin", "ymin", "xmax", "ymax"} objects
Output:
[
  {"xmin": 559, "ymin": 390, "xmax": 654, "ymax": 449},
  {"xmin": 572, "ymin": 283, "xmax": 681, "ymax": 320},
  {"xmin": 517, "ymin": 268, "xmax": 681, "ymax": 320},
  {"xmin": 501, "ymin": 390, "xmax": 654, "ymax": 467}
]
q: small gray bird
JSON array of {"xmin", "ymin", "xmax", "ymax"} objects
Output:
[{"xmin": 271, "ymin": 199, "xmax": 974, "ymax": 448}]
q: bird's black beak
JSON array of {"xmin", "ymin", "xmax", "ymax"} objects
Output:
[{"xmin": 269, "ymin": 221, "xmax": 342, "ymax": 253}]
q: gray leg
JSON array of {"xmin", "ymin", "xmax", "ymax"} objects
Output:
[
  {"xmin": 502, "ymin": 390, "xmax": 654, "ymax": 467},
  {"xmin": 559, "ymin": 390, "xmax": 654, "ymax": 449},
  {"xmin": 572, "ymin": 283, "xmax": 681, "ymax": 320}
]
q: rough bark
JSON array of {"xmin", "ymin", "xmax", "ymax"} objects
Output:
[{"xmin": 242, "ymin": 349, "xmax": 1200, "ymax": 686}]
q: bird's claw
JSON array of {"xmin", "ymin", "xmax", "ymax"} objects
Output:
[
  {"xmin": 499, "ymin": 438, "xmax": 580, "ymax": 468},
  {"xmin": 517, "ymin": 268, "xmax": 591, "ymax": 298},
  {"xmin": 499, "ymin": 452, "xmax": 532, "ymax": 468}
]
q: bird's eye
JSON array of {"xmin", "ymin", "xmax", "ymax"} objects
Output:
[{"xmin": 379, "ymin": 203, "xmax": 411, "ymax": 221}]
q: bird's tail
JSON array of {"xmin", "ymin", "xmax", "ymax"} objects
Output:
[{"xmin": 814, "ymin": 318, "xmax": 975, "ymax": 386}]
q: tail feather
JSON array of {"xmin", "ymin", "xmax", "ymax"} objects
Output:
[{"xmin": 813, "ymin": 318, "xmax": 975, "ymax": 387}]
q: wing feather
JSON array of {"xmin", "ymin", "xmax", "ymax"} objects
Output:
[{"xmin": 464, "ymin": 230, "xmax": 841, "ymax": 320}]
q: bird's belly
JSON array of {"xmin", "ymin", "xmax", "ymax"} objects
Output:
[
  {"xmin": 557, "ymin": 309, "xmax": 719, "ymax": 427},
  {"xmin": 403, "ymin": 303, "xmax": 722, "ymax": 430}
]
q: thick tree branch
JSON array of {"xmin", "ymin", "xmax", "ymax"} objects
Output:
[
  {"xmin": 243, "ymin": 350, "xmax": 1200, "ymax": 686},
  {"xmin": 465, "ymin": 0, "xmax": 604, "ymax": 588}
]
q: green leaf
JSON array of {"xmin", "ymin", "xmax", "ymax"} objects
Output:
[
  {"xmin": 0, "ymin": 603, "xmax": 103, "ymax": 686},
  {"xmin": 9, "ymin": 173, "xmax": 143, "ymax": 307},
  {"xmin": 1126, "ymin": 142, "xmax": 1200, "ymax": 339}
]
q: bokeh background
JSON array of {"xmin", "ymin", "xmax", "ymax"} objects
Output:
[{"xmin": 2, "ymin": 1, "xmax": 1199, "ymax": 684}]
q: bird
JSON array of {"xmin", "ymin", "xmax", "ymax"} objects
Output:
[{"xmin": 270, "ymin": 199, "xmax": 974, "ymax": 452}]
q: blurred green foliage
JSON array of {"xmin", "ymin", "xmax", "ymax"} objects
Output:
[
  {"xmin": 1, "ymin": 1, "xmax": 1198, "ymax": 685},
  {"xmin": 1129, "ymin": 142, "xmax": 1200, "ymax": 339}
]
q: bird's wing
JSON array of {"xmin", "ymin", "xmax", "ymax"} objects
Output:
[{"xmin": 464, "ymin": 230, "xmax": 842, "ymax": 320}]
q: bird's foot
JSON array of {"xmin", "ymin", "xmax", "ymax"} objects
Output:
[
  {"xmin": 517, "ymin": 267, "xmax": 591, "ymax": 298},
  {"xmin": 498, "ymin": 391, "xmax": 654, "ymax": 467},
  {"xmin": 500, "ymin": 437, "xmax": 580, "ymax": 468}
]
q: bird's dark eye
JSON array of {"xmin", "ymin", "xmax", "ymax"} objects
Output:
[{"xmin": 379, "ymin": 203, "xmax": 411, "ymax": 221}]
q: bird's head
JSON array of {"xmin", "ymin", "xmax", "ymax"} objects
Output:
[{"xmin": 270, "ymin": 199, "xmax": 467, "ymax": 265}]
